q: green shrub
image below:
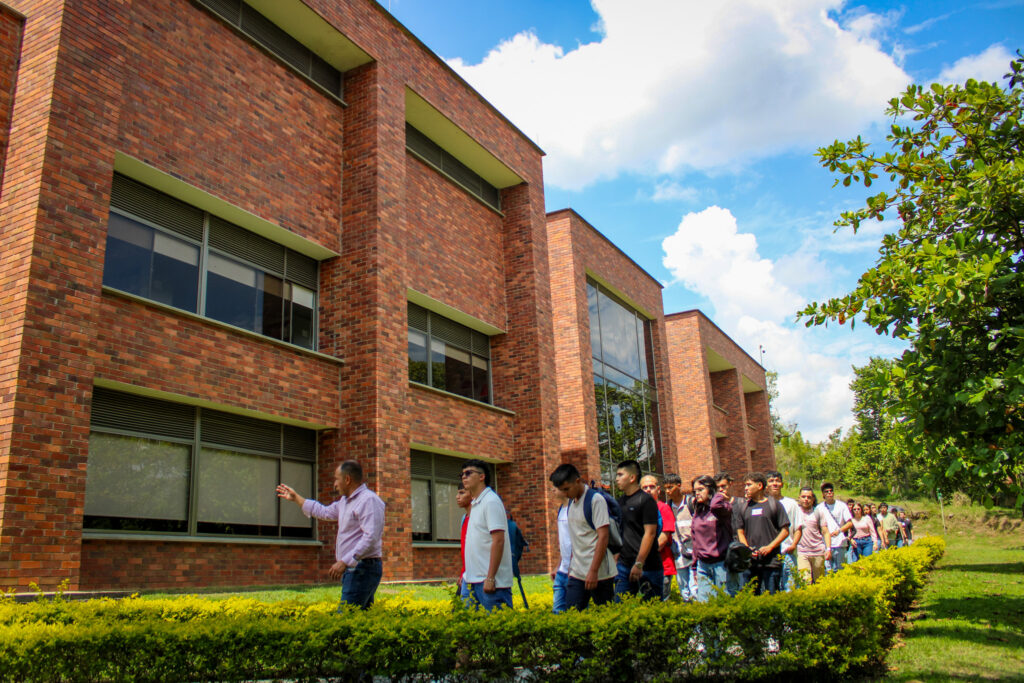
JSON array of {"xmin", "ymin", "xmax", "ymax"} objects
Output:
[{"xmin": 0, "ymin": 541, "xmax": 944, "ymax": 682}]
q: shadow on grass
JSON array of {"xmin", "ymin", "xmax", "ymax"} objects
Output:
[
  {"xmin": 939, "ymin": 562, "xmax": 1024, "ymax": 575},
  {"xmin": 904, "ymin": 622, "xmax": 1024, "ymax": 649},
  {"xmin": 915, "ymin": 594, "xmax": 1024, "ymax": 632}
]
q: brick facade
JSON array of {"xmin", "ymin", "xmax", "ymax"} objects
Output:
[
  {"xmin": 0, "ymin": 0, "xmax": 557, "ymax": 591},
  {"xmin": 664, "ymin": 311, "xmax": 775, "ymax": 498},
  {"xmin": 1, "ymin": 0, "xmax": 771, "ymax": 593}
]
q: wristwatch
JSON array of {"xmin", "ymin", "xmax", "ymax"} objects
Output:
[{"xmin": 633, "ymin": 561, "xmax": 643, "ymax": 569}]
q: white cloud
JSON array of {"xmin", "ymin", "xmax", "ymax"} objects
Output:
[
  {"xmin": 662, "ymin": 205, "xmax": 902, "ymax": 440},
  {"xmin": 645, "ymin": 181, "xmax": 699, "ymax": 203},
  {"xmin": 937, "ymin": 44, "xmax": 1013, "ymax": 84},
  {"xmin": 448, "ymin": 0, "xmax": 909, "ymax": 189}
]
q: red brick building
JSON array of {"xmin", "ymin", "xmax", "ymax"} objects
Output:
[
  {"xmin": 1, "ymin": 0, "xmax": 773, "ymax": 592},
  {"xmin": 665, "ymin": 311, "xmax": 774, "ymax": 499}
]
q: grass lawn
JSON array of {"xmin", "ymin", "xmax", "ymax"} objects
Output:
[{"xmin": 873, "ymin": 501, "xmax": 1024, "ymax": 682}]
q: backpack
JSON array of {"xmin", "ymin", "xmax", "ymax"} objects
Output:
[
  {"xmin": 582, "ymin": 483, "xmax": 624, "ymax": 555},
  {"xmin": 507, "ymin": 518, "xmax": 529, "ymax": 578}
]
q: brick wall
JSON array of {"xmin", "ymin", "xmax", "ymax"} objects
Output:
[
  {"xmin": 546, "ymin": 209, "xmax": 679, "ymax": 485},
  {"xmin": 1, "ymin": 0, "xmax": 557, "ymax": 591},
  {"xmin": 0, "ymin": 4, "xmax": 23, "ymax": 190}
]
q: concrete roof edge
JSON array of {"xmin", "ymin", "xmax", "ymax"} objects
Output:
[
  {"xmin": 369, "ymin": 2, "xmax": 545, "ymax": 157},
  {"xmin": 547, "ymin": 208, "xmax": 664, "ymax": 291},
  {"xmin": 665, "ymin": 309, "xmax": 766, "ymax": 372}
]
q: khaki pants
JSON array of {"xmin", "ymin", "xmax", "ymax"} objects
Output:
[{"xmin": 797, "ymin": 554, "xmax": 826, "ymax": 584}]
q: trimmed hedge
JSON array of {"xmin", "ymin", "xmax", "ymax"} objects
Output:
[{"xmin": 0, "ymin": 537, "xmax": 945, "ymax": 682}]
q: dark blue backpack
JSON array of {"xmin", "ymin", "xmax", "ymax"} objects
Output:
[
  {"xmin": 582, "ymin": 483, "xmax": 624, "ymax": 554},
  {"xmin": 507, "ymin": 518, "xmax": 529, "ymax": 578}
]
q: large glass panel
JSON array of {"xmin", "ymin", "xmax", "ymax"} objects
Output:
[
  {"xmin": 150, "ymin": 231, "xmax": 200, "ymax": 311},
  {"xmin": 411, "ymin": 478, "xmax": 431, "ymax": 541},
  {"xmin": 289, "ymin": 284, "xmax": 315, "ymax": 349},
  {"xmin": 472, "ymin": 356, "xmax": 490, "ymax": 404},
  {"xmin": 84, "ymin": 433, "xmax": 190, "ymax": 532},
  {"xmin": 636, "ymin": 316, "xmax": 649, "ymax": 381},
  {"xmin": 280, "ymin": 460, "xmax": 313, "ymax": 537},
  {"xmin": 103, "ymin": 214, "xmax": 153, "ymax": 297},
  {"xmin": 408, "ymin": 329, "xmax": 428, "ymax": 384},
  {"xmin": 429, "ymin": 339, "xmax": 447, "ymax": 391},
  {"xmin": 196, "ymin": 448, "xmax": 278, "ymax": 535},
  {"xmin": 260, "ymin": 273, "xmax": 285, "ymax": 340},
  {"xmin": 205, "ymin": 253, "xmax": 258, "ymax": 331},
  {"xmin": 598, "ymin": 291, "xmax": 643, "ymax": 379},
  {"xmin": 594, "ymin": 374, "xmax": 610, "ymax": 460},
  {"xmin": 587, "ymin": 282, "xmax": 601, "ymax": 360},
  {"xmin": 443, "ymin": 345, "xmax": 473, "ymax": 398},
  {"xmin": 434, "ymin": 481, "xmax": 462, "ymax": 541}
]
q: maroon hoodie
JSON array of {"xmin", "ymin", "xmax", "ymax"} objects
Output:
[{"xmin": 691, "ymin": 492, "xmax": 734, "ymax": 563}]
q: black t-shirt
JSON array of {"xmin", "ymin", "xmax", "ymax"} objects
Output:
[
  {"xmin": 737, "ymin": 497, "xmax": 791, "ymax": 568},
  {"xmin": 617, "ymin": 489, "xmax": 662, "ymax": 571}
]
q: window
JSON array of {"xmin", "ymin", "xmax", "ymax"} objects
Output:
[
  {"xmin": 588, "ymin": 280, "xmax": 661, "ymax": 488},
  {"xmin": 194, "ymin": 0, "xmax": 344, "ymax": 99},
  {"xmin": 84, "ymin": 387, "xmax": 317, "ymax": 539},
  {"xmin": 406, "ymin": 124, "xmax": 501, "ymax": 211},
  {"xmin": 103, "ymin": 174, "xmax": 319, "ymax": 350},
  {"xmin": 408, "ymin": 303, "xmax": 491, "ymax": 404},
  {"xmin": 411, "ymin": 450, "xmax": 470, "ymax": 543}
]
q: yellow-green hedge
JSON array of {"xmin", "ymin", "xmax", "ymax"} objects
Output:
[{"xmin": 0, "ymin": 537, "xmax": 945, "ymax": 682}]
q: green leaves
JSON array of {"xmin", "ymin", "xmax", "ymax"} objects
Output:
[{"xmin": 800, "ymin": 54, "xmax": 1024, "ymax": 509}]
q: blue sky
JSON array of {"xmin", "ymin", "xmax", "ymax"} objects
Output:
[{"xmin": 381, "ymin": 0, "xmax": 1023, "ymax": 440}]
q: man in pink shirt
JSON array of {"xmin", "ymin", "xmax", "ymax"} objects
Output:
[
  {"xmin": 277, "ymin": 459, "xmax": 386, "ymax": 609},
  {"xmin": 640, "ymin": 474, "xmax": 677, "ymax": 601}
]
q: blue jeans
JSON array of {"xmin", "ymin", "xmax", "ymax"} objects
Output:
[
  {"xmin": 552, "ymin": 571, "xmax": 569, "ymax": 614},
  {"xmin": 854, "ymin": 537, "xmax": 874, "ymax": 559},
  {"xmin": 825, "ymin": 544, "xmax": 846, "ymax": 574},
  {"xmin": 564, "ymin": 575, "xmax": 614, "ymax": 610},
  {"xmin": 695, "ymin": 559, "xmax": 739, "ymax": 602},
  {"xmin": 676, "ymin": 565, "xmax": 697, "ymax": 601},
  {"xmin": 339, "ymin": 558, "xmax": 383, "ymax": 610},
  {"xmin": 614, "ymin": 561, "xmax": 663, "ymax": 601},
  {"xmin": 463, "ymin": 582, "xmax": 513, "ymax": 611},
  {"xmin": 779, "ymin": 552, "xmax": 798, "ymax": 592}
]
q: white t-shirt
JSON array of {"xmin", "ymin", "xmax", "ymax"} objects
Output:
[
  {"xmin": 817, "ymin": 500, "xmax": 852, "ymax": 549},
  {"xmin": 567, "ymin": 486, "xmax": 616, "ymax": 582},
  {"xmin": 556, "ymin": 504, "xmax": 572, "ymax": 575},
  {"xmin": 463, "ymin": 487, "xmax": 514, "ymax": 587},
  {"xmin": 779, "ymin": 496, "xmax": 803, "ymax": 553}
]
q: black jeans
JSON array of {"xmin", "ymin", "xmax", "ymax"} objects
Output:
[{"xmin": 564, "ymin": 576, "xmax": 614, "ymax": 611}]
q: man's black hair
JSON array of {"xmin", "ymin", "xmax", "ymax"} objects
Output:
[
  {"xmin": 616, "ymin": 459, "xmax": 641, "ymax": 483},
  {"xmin": 820, "ymin": 481, "xmax": 835, "ymax": 493},
  {"xmin": 714, "ymin": 471, "xmax": 732, "ymax": 483},
  {"xmin": 745, "ymin": 472, "xmax": 767, "ymax": 489},
  {"xmin": 549, "ymin": 463, "xmax": 581, "ymax": 487},
  {"xmin": 339, "ymin": 460, "xmax": 363, "ymax": 482},
  {"xmin": 664, "ymin": 473, "xmax": 683, "ymax": 486},
  {"xmin": 766, "ymin": 470, "xmax": 783, "ymax": 481},
  {"xmin": 462, "ymin": 459, "xmax": 491, "ymax": 487}
]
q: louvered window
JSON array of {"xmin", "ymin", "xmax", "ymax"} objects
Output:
[
  {"xmin": 104, "ymin": 174, "xmax": 319, "ymax": 351},
  {"xmin": 411, "ymin": 450, "xmax": 484, "ymax": 543},
  {"xmin": 405, "ymin": 124, "xmax": 502, "ymax": 212},
  {"xmin": 84, "ymin": 387, "xmax": 317, "ymax": 539},
  {"xmin": 408, "ymin": 303, "xmax": 491, "ymax": 404},
  {"xmin": 195, "ymin": 0, "xmax": 344, "ymax": 100}
]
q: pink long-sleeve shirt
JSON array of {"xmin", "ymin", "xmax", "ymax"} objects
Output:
[
  {"xmin": 851, "ymin": 515, "xmax": 879, "ymax": 543},
  {"xmin": 302, "ymin": 483, "xmax": 386, "ymax": 567}
]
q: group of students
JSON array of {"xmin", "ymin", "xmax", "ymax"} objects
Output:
[{"xmin": 543, "ymin": 463, "xmax": 915, "ymax": 611}]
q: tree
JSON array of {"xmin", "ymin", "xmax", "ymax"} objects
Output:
[{"xmin": 801, "ymin": 56, "xmax": 1024, "ymax": 508}]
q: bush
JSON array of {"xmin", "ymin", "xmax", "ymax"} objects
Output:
[{"xmin": 0, "ymin": 540, "xmax": 944, "ymax": 682}]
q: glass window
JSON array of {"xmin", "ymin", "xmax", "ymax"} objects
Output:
[
  {"xmin": 103, "ymin": 214, "xmax": 200, "ymax": 313},
  {"xmin": 83, "ymin": 433, "xmax": 190, "ymax": 533},
  {"xmin": 408, "ymin": 303, "xmax": 492, "ymax": 404},
  {"xmin": 588, "ymin": 279, "xmax": 661, "ymax": 490},
  {"xmin": 103, "ymin": 176, "xmax": 320, "ymax": 350},
  {"xmin": 84, "ymin": 389, "xmax": 316, "ymax": 539},
  {"xmin": 410, "ymin": 451, "xmax": 475, "ymax": 543}
]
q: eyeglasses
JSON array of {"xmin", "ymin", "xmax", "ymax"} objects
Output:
[{"xmin": 460, "ymin": 469, "xmax": 483, "ymax": 478}]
